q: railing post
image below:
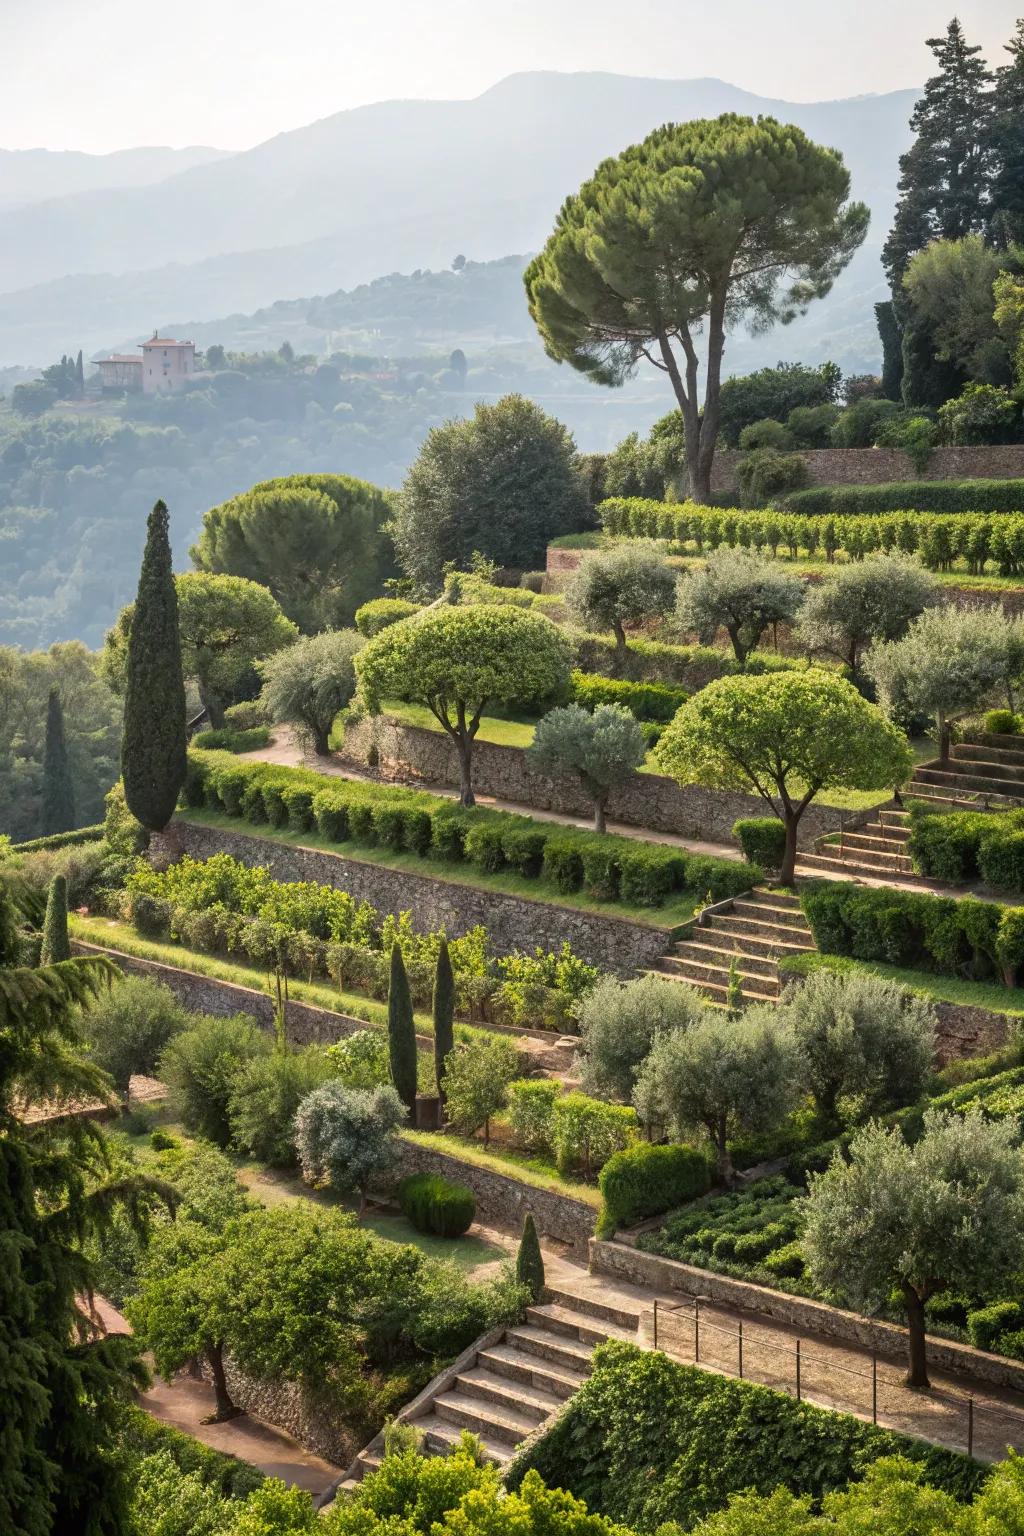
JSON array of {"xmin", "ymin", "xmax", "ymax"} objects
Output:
[
  {"xmin": 968, "ymin": 1397, "xmax": 974, "ymax": 1459},
  {"xmin": 653, "ymin": 1300, "xmax": 658, "ymax": 1353},
  {"xmin": 872, "ymin": 1353, "xmax": 877, "ymax": 1424},
  {"xmin": 694, "ymin": 1298, "xmax": 700, "ymax": 1364},
  {"xmin": 738, "ymin": 1318, "xmax": 744, "ymax": 1380},
  {"xmin": 795, "ymin": 1338, "xmax": 801, "ymax": 1401}
]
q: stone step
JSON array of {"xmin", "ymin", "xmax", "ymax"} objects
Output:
[
  {"xmin": 525, "ymin": 1302, "xmax": 636, "ymax": 1346},
  {"xmin": 689, "ymin": 924, "xmax": 815, "ymax": 959},
  {"xmin": 505, "ymin": 1324, "xmax": 596, "ymax": 1372},
  {"xmin": 670, "ymin": 938, "xmax": 779, "ymax": 978},
  {"xmin": 707, "ymin": 913, "xmax": 815, "ymax": 946},
  {"xmin": 649, "ymin": 968, "xmax": 782, "ymax": 1005},
  {"xmin": 906, "ymin": 785, "xmax": 1004, "ymax": 811},
  {"xmin": 454, "ymin": 1366, "xmax": 563, "ymax": 1422},
  {"xmin": 815, "ymin": 840, "xmax": 913, "ymax": 871},
  {"xmin": 798, "ymin": 851, "xmax": 919, "ymax": 880},
  {"xmin": 842, "ymin": 827, "xmax": 910, "ymax": 849},
  {"xmin": 477, "ymin": 1342, "xmax": 588, "ymax": 1399},
  {"xmin": 656, "ymin": 953, "xmax": 780, "ymax": 997},
  {"xmin": 752, "ymin": 886, "xmax": 804, "ymax": 910},
  {"xmin": 914, "ymin": 766, "xmax": 1024, "ymax": 801},
  {"xmin": 417, "ymin": 1414, "xmax": 513, "ymax": 1464},
  {"xmin": 955, "ymin": 741, "xmax": 1024, "ymax": 769},
  {"xmin": 542, "ymin": 1286, "xmax": 643, "ymax": 1332},
  {"xmin": 878, "ymin": 808, "xmax": 910, "ymax": 825},
  {"xmin": 433, "ymin": 1389, "xmax": 541, "ymax": 1447},
  {"xmin": 948, "ymin": 749, "xmax": 1024, "ymax": 783},
  {"xmin": 730, "ymin": 899, "xmax": 811, "ymax": 931},
  {"xmin": 978, "ymin": 732, "xmax": 1024, "ymax": 753}
]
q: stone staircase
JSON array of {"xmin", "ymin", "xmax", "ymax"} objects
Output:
[
  {"xmin": 909, "ymin": 734, "xmax": 1024, "ymax": 809},
  {"xmin": 798, "ymin": 808, "xmax": 916, "ymax": 881},
  {"xmin": 652, "ymin": 888, "xmax": 814, "ymax": 1005},
  {"xmin": 341, "ymin": 1286, "xmax": 642, "ymax": 1485}
]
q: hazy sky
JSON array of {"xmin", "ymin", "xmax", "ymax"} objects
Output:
[{"xmin": 4, "ymin": 0, "xmax": 1022, "ymax": 154}]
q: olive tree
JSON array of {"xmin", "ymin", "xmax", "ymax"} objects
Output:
[
  {"xmin": 782, "ymin": 968, "xmax": 935, "ymax": 1128},
  {"xmin": 795, "ymin": 555, "xmax": 939, "ymax": 683},
  {"xmin": 527, "ymin": 702, "xmax": 646, "ymax": 831},
  {"xmin": 564, "ymin": 543, "xmax": 677, "ymax": 665},
  {"xmin": 525, "ymin": 116, "xmax": 868, "ymax": 500},
  {"xmin": 258, "ymin": 628, "xmax": 363, "ymax": 755},
  {"xmin": 675, "ymin": 548, "xmax": 804, "ymax": 667},
  {"xmin": 442, "ymin": 1035, "xmax": 521, "ymax": 1145},
  {"xmin": 80, "ymin": 976, "xmax": 188, "ymax": 1102},
  {"xmin": 802, "ymin": 1111, "xmax": 1024, "ymax": 1388},
  {"xmin": 866, "ymin": 605, "xmax": 1024, "ymax": 762},
  {"xmin": 633, "ymin": 1006, "xmax": 798, "ymax": 1185},
  {"xmin": 576, "ymin": 973, "xmax": 704, "ymax": 1102},
  {"xmin": 356, "ymin": 606, "xmax": 571, "ymax": 805},
  {"xmin": 657, "ymin": 671, "xmax": 913, "ymax": 885},
  {"xmin": 294, "ymin": 1082, "xmax": 406, "ymax": 1215}
]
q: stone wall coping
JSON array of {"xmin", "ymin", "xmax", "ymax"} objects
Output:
[{"xmin": 589, "ymin": 1238, "xmax": 1024, "ymax": 1393}]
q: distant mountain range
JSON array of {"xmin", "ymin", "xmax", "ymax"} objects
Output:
[
  {"xmin": 0, "ymin": 71, "xmax": 918, "ymax": 369},
  {"xmin": 0, "ymin": 144, "xmax": 229, "ymax": 211}
]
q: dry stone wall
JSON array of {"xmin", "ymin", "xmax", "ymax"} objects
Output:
[
  {"xmin": 341, "ymin": 718, "xmax": 853, "ymax": 848},
  {"xmin": 710, "ymin": 444, "xmax": 1024, "ymax": 491},
  {"xmin": 193, "ymin": 1357, "xmax": 354, "ymax": 1467}
]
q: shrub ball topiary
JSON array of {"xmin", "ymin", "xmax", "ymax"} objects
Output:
[{"xmin": 398, "ymin": 1173, "xmax": 476, "ymax": 1238}]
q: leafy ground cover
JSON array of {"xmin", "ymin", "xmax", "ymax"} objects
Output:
[{"xmin": 401, "ymin": 1128, "xmax": 602, "ymax": 1207}]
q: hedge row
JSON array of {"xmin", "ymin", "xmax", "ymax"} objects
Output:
[
  {"xmin": 907, "ymin": 803, "xmax": 1024, "ymax": 891},
  {"xmin": 571, "ymin": 630, "xmax": 803, "ymax": 687},
  {"xmin": 11, "ymin": 824, "xmax": 104, "ymax": 853},
  {"xmin": 185, "ymin": 751, "xmax": 760, "ymax": 909},
  {"xmin": 800, "ymin": 880, "xmax": 1024, "ymax": 988},
  {"xmin": 783, "ymin": 478, "xmax": 1024, "ymax": 517},
  {"xmin": 191, "ymin": 725, "xmax": 271, "ymax": 753},
  {"xmin": 505, "ymin": 1078, "xmax": 638, "ymax": 1177},
  {"xmin": 569, "ymin": 668, "xmax": 689, "ymax": 722},
  {"xmin": 600, "ymin": 496, "xmax": 1024, "ymax": 573},
  {"xmin": 596, "ymin": 1141, "xmax": 711, "ymax": 1237}
]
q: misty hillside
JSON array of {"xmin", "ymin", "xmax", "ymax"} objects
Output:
[
  {"xmin": 0, "ymin": 71, "xmax": 916, "ymax": 364},
  {"xmin": 0, "ymin": 144, "xmax": 230, "ymax": 212}
]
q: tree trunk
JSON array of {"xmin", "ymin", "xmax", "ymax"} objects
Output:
[
  {"xmin": 312, "ymin": 720, "xmax": 332, "ymax": 756},
  {"xmin": 715, "ymin": 1121, "xmax": 734, "ymax": 1187},
  {"xmin": 199, "ymin": 684, "xmax": 226, "ymax": 731},
  {"xmin": 612, "ymin": 621, "xmax": 628, "ymax": 674},
  {"xmin": 205, "ymin": 1339, "xmax": 239, "ymax": 1421},
  {"xmin": 727, "ymin": 625, "xmax": 748, "ymax": 668},
  {"xmin": 358, "ymin": 1181, "xmax": 368, "ymax": 1218},
  {"xmin": 938, "ymin": 713, "xmax": 951, "ymax": 765},
  {"xmin": 778, "ymin": 811, "xmax": 800, "ymax": 887},
  {"xmin": 593, "ymin": 794, "xmax": 608, "ymax": 834},
  {"xmin": 902, "ymin": 1285, "xmax": 931, "ymax": 1390},
  {"xmin": 455, "ymin": 734, "xmax": 475, "ymax": 807}
]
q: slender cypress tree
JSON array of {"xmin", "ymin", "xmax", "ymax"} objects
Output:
[
  {"xmin": 40, "ymin": 686, "xmax": 75, "ymax": 835},
  {"xmin": 516, "ymin": 1212, "xmax": 545, "ymax": 1302},
  {"xmin": 387, "ymin": 943, "xmax": 418, "ymax": 1113},
  {"xmin": 432, "ymin": 937, "xmax": 455, "ymax": 1110},
  {"xmin": 122, "ymin": 500, "xmax": 187, "ymax": 831},
  {"xmin": 40, "ymin": 875, "xmax": 71, "ymax": 965},
  {"xmin": 75, "ymin": 349, "xmax": 85, "ymax": 396}
]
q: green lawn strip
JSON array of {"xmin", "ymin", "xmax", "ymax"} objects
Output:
[
  {"xmin": 68, "ymin": 913, "xmax": 500, "ymax": 1046},
  {"xmin": 779, "ymin": 949, "xmax": 1024, "ymax": 1018},
  {"xmin": 178, "ymin": 806, "xmax": 701, "ymax": 930},
  {"xmin": 381, "ymin": 698, "xmax": 539, "ymax": 750},
  {"xmin": 401, "ymin": 1128, "xmax": 602, "ymax": 1208},
  {"xmin": 548, "ymin": 532, "xmax": 607, "ymax": 551}
]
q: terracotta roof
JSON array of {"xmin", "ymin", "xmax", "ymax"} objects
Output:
[{"xmin": 140, "ymin": 337, "xmax": 193, "ymax": 348}]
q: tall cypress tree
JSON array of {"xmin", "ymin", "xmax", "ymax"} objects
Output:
[
  {"xmin": 75, "ymin": 349, "xmax": 85, "ymax": 396},
  {"xmin": 387, "ymin": 943, "xmax": 418, "ymax": 1114},
  {"xmin": 40, "ymin": 686, "xmax": 75, "ymax": 835},
  {"xmin": 40, "ymin": 875, "xmax": 71, "ymax": 965},
  {"xmin": 988, "ymin": 20, "xmax": 1024, "ymax": 246},
  {"xmin": 883, "ymin": 19, "xmax": 994, "ymax": 287},
  {"xmin": 122, "ymin": 500, "xmax": 186, "ymax": 832},
  {"xmin": 516, "ymin": 1212, "xmax": 545, "ymax": 1302},
  {"xmin": 432, "ymin": 937, "xmax": 455, "ymax": 1110}
]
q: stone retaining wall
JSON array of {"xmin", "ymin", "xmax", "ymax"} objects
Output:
[
  {"xmin": 341, "ymin": 718, "xmax": 853, "ymax": 848},
  {"xmin": 709, "ymin": 444, "xmax": 1024, "ymax": 491},
  {"xmin": 195, "ymin": 1356, "xmax": 354, "ymax": 1468},
  {"xmin": 930, "ymin": 1000, "xmax": 1013, "ymax": 1065},
  {"xmin": 389, "ymin": 1138, "xmax": 597, "ymax": 1256},
  {"xmin": 162, "ymin": 818, "xmax": 674, "ymax": 975},
  {"xmin": 590, "ymin": 1239, "xmax": 1024, "ymax": 1392}
]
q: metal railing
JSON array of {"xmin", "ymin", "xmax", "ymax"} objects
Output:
[{"xmin": 648, "ymin": 1297, "xmax": 1024, "ymax": 1463}]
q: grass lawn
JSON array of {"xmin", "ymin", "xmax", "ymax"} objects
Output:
[
  {"xmin": 402, "ymin": 1128, "xmax": 602, "ymax": 1208},
  {"xmin": 177, "ymin": 805, "xmax": 702, "ymax": 930},
  {"xmin": 382, "ymin": 698, "xmax": 540, "ymax": 750},
  {"xmin": 779, "ymin": 950, "xmax": 1024, "ymax": 1018}
]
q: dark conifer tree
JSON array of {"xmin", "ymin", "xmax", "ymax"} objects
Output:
[
  {"xmin": 121, "ymin": 500, "xmax": 186, "ymax": 832},
  {"xmin": 40, "ymin": 875, "xmax": 71, "ymax": 965},
  {"xmin": 387, "ymin": 943, "xmax": 418, "ymax": 1113},
  {"xmin": 40, "ymin": 686, "xmax": 75, "ymax": 835},
  {"xmin": 516, "ymin": 1212, "xmax": 545, "ymax": 1301},
  {"xmin": 75, "ymin": 349, "xmax": 85, "ymax": 396},
  {"xmin": 432, "ymin": 937, "xmax": 455, "ymax": 1110},
  {"xmin": 988, "ymin": 20, "xmax": 1024, "ymax": 246}
]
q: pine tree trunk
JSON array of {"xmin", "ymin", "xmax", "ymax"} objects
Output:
[{"xmin": 902, "ymin": 1286, "xmax": 931, "ymax": 1389}]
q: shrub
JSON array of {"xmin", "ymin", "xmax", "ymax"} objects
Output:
[
  {"xmin": 507, "ymin": 1078, "xmax": 561, "ymax": 1153},
  {"xmin": 684, "ymin": 853, "xmax": 763, "ymax": 903},
  {"xmin": 191, "ymin": 726, "xmax": 271, "ymax": 753},
  {"xmin": 224, "ymin": 700, "xmax": 269, "ymax": 731},
  {"xmin": 354, "ymin": 597, "xmax": 421, "ymax": 636},
  {"xmin": 129, "ymin": 891, "xmax": 172, "ymax": 939},
  {"xmin": 617, "ymin": 844, "xmax": 687, "ymax": 906},
  {"xmin": 158, "ymin": 1013, "xmax": 272, "ymax": 1146},
  {"xmin": 541, "ymin": 834, "xmax": 585, "ymax": 893},
  {"xmin": 967, "ymin": 1300, "xmax": 1024, "ymax": 1353},
  {"xmin": 978, "ymin": 829, "xmax": 1024, "ymax": 891},
  {"xmin": 738, "ymin": 419, "xmax": 795, "ymax": 451},
  {"xmin": 227, "ymin": 1047, "xmax": 337, "ymax": 1167},
  {"xmin": 516, "ymin": 1212, "xmax": 545, "ymax": 1302},
  {"xmin": 551, "ymin": 1092, "xmax": 638, "ymax": 1177},
  {"xmin": 985, "ymin": 709, "xmax": 1020, "ymax": 735},
  {"xmin": 733, "ymin": 818, "xmax": 786, "ymax": 871},
  {"xmin": 569, "ymin": 669, "xmax": 688, "ymax": 722},
  {"xmin": 398, "ymin": 1173, "xmax": 476, "ymax": 1238},
  {"xmin": 596, "ymin": 1142, "xmax": 711, "ymax": 1237},
  {"xmin": 763, "ymin": 1239, "xmax": 805, "ymax": 1278},
  {"xmin": 736, "ymin": 449, "xmax": 808, "ymax": 503},
  {"xmin": 80, "ymin": 976, "xmax": 188, "ymax": 1096}
]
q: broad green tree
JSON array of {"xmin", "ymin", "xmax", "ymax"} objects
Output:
[
  {"xmin": 633, "ymin": 1007, "xmax": 797, "ymax": 1185},
  {"xmin": 794, "ymin": 554, "xmax": 939, "ymax": 682},
  {"xmin": 40, "ymin": 874, "xmax": 71, "ymax": 965},
  {"xmin": 676, "ymin": 548, "xmax": 804, "ymax": 667},
  {"xmin": 158, "ymin": 1012, "xmax": 271, "ymax": 1147},
  {"xmin": 576, "ymin": 973, "xmax": 703, "ymax": 1103},
  {"xmin": 191, "ymin": 473, "xmax": 396, "ymax": 632},
  {"xmin": 40, "ymin": 685, "xmax": 75, "ymax": 834},
  {"xmin": 657, "ymin": 672, "xmax": 913, "ymax": 885},
  {"xmin": 294, "ymin": 1082, "xmax": 406, "ymax": 1214},
  {"xmin": 901, "ymin": 236, "xmax": 1015, "ymax": 386},
  {"xmin": 866, "ymin": 604, "xmax": 1024, "ymax": 761},
  {"xmin": 356, "ymin": 606, "xmax": 572, "ymax": 805},
  {"xmin": 525, "ymin": 116, "xmax": 867, "ymax": 500},
  {"xmin": 121, "ymin": 500, "xmax": 187, "ymax": 832},
  {"xmin": 81, "ymin": 976, "xmax": 187, "ymax": 1102},
  {"xmin": 104, "ymin": 572, "xmax": 297, "ymax": 728},
  {"xmin": 387, "ymin": 943, "xmax": 418, "ymax": 1114},
  {"xmin": 258, "ymin": 629, "xmax": 363, "ymax": 755},
  {"xmin": 564, "ymin": 543, "xmax": 677, "ymax": 666},
  {"xmin": 527, "ymin": 702, "xmax": 646, "ymax": 832},
  {"xmin": 393, "ymin": 394, "xmax": 589, "ymax": 592},
  {"xmin": 802, "ymin": 1111, "xmax": 1024, "ymax": 1388},
  {"xmin": 442, "ymin": 1036, "xmax": 520, "ymax": 1145}
]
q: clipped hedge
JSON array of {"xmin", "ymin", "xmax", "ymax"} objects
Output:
[
  {"xmin": 732, "ymin": 817, "xmax": 786, "ymax": 871},
  {"xmin": 114, "ymin": 1402, "xmax": 265, "ymax": 1500},
  {"xmin": 191, "ymin": 726, "xmax": 271, "ymax": 753},
  {"xmin": 569, "ymin": 669, "xmax": 688, "ymax": 722},
  {"xmin": 12, "ymin": 824, "xmax": 104, "ymax": 853},
  {"xmin": 570, "ymin": 630, "xmax": 803, "ymax": 687},
  {"xmin": 508, "ymin": 1340, "xmax": 985, "ymax": 1523},
  {"xmin": 800, "ymin": 879, "xmax": 1024, "ymax": 988},
  {"xmin": 600, "ymin": 495, "xmax": 1024, "ymax": 575},
  {"xmin": 596, "ymin": 1141, "xmax": 711, "ymax": 1238},
  {"xmin": 908, "ymin": 802, "xmax": 1024, "ymax": 892},
  {"xmin": 398, "ymin": 1173, "xmax": 476, "ymax": 1237},
  {"xmin": 354, "ymin": 597, "xmax": 421, "ymax": 636},
  {"xmin": 185, "ymin": 750, "xmax": 760, "ymax": 909}
]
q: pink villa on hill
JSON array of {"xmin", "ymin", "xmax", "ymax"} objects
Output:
[{"xmin": 95, "ymin": 330, "xmax": 197, "ymax": 394}]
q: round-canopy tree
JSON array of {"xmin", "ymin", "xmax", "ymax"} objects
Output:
[
  {"xmin": 675, "ymin": 547, "xmax": 804, "ymax": 667},
  {"xmin": 657, "ymin": 671, "xmax": 913, "ymax": 885},
  {"xmin": 794, "ymin": 554, "xmax": 939, "ymax": 683},
  {"xmin": 104, "ymin": 572, "xmax": 297, "ymax": 728},
  {"xmin": 257, "ymin": 629, "xmax": 364, "ymax": 756},
  {"xmin": 527, "ymin": 702, "xmax": 646, "ymax": 831},
  {"xmin": 565, "ymin": 543, "xmax": 677, "ymax": 666},
  {"xmin": 392, "ymin": 394, "xmax": 589, "ymax": 592},
  {"xmin": 190, "ymin": 473, "xmax": 396, "ymax": 631},
  {"xmin": 356, "ymin": 605, "xmax": 572, "ymax": 805},
  {"xmin": 525, "ymin": 115, "xmax": 868, "ymax": 500}
]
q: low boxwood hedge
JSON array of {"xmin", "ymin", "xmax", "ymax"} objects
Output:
[
  {"xmin": 191, "ymin": 726, "xmax": 271, "ymax": 753},
  {"xmin": 596, "ymin": 1141, "xmax": 712, "ymax": 1237}
]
